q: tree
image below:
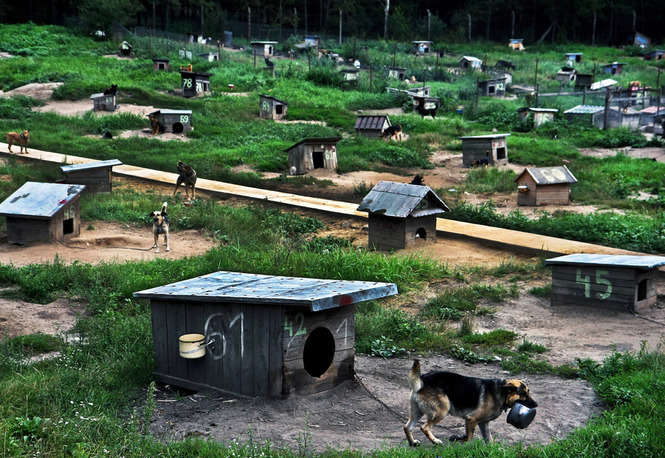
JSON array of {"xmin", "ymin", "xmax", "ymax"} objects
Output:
[
  {"xmin": 78, "ymin": 0, "xmax": 143, "ymax": 32},
  {"xmin": 380, "ymin": 0, "xmax": 389, "ymax": 39}
]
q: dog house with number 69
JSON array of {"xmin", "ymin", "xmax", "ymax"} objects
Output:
[
  {"xmin": 545, "ymin": 254, "xmax": 665, "ymax": 313},
  {"xmin": 134, "ymin": 271, "xmax": 397, "ymax": 397}
]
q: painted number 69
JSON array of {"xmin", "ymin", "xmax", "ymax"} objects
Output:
[{"xmin": 576, "ymin": 269, "xmax": 613, "ymax": 300}]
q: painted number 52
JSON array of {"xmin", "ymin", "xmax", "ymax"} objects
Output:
[{"xmin": 576, "ymin": 269, "xmax": 613, "ymax": 300}]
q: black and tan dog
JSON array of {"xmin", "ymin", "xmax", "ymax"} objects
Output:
[
  {"xmin": 173, "ymin": 161, "xmax": 197, "ymax": 200},
  {"xmin": 150, "ymin": 202, "xmax": 170, "ymax": 252},
  {"xmin": 382, "ymin": 124, "xmax": 403, "ymax": 141},
  {"xmin": 403, "ymin": 359, "xmax": 537, "ymax": 446},
  {"xmin": 7, "ymin": 130, "xmax": 30, "ymax": 154}
]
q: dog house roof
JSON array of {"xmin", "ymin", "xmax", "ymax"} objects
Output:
[
  {"xmin": 90, "ymin": 93, "xmax": 112, "ymax": 99},
  {"xmin": 260, "ymin": 94, "xmax": 288, "ymax": 105},
  {"xmin": 152, "ymin": 57, "xmax": 170, "ymax": 62},
  {"xmin": 590, "ymin": 79, "xmax": 618, "ymax": 91},
  {"xmin": 355, "ymin": 115, "xmax": 390, "ymax": 130},
  {"xmin": 284, "ymin": 137, "xmax": 341, "ymax": 152},
  {"xmin": 357, "ymin": 181, "xmax": 449, "ymax": 218},
  {"xmin": 60, "ymin": 159, "xmax": 123, "ymax": 173},
  {"xmin": 564, "ymin": 105, "xmax": 604, "ymax": 115},
  {"xmin": 149, "ymin": 109, "xmax": 192, "ymax": 116},
  {"xmin": 460, "ymin": 56, "xmax": 482, "ymax": 63},
  {"xmin": 133, "ymin": 271, "xmax": 398, "ymax": 312},
  {"xmin": 545, "ymin": 254, "xmax": 665, "ymax": 270},
  {"xmin": 251, "ymin": 41, "xmax": 278, "ymax": 45},
  {"xmin": 179, "ymin": 71, "xmax": 211, "ymax": 78},
  {"xmin": 515, "ymin": 166, "xmax": 577, "ymax": 185},
  {"xmin": 459, "ymin": 133, "xmax": 510, "ymax": 140},
  {"xmin": 0, "ymin": 182, "xmax": 85, "ymax": 219}
]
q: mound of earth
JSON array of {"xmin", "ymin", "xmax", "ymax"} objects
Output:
[
  {"xmin": 0, "ymin": 297, "xmax": 81, "ymax": 339},
  {"xmin": 34, "ymin": 100, "xmax": 158, "ymax": 117},
  {"xmin": 0, "ymin": 82, "xmax": 63, "ymax": 101},
  {"xmin": 86, "ymin": 129, "xmax": 191, "ymax": 142}
]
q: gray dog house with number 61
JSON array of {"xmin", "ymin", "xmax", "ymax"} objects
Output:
[
  {"xmin": 148, "ymin": 110, "xmax": 192, "ymax": 134},
  {"xmin": 545, "ymin": 254, "xmax": 665, "ymax": 313},
  {"xmin": 134, "ymin": 271, "xmax": 398, "ymax": 397}
]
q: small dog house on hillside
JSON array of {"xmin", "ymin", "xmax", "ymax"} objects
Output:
[
  {"xmin": 645, "ymin": 50, "xmax": 665, "ymax": 61},
  {"xmin": 251, "ymin": 41, "xmax": 277, "ymax": 57},
  {"xmin": 460, "ymin": 56, "xmax": 482, "ymax": 70},
  {"xmin": 508, "ymin": 38, "xmax": 525, "ymax": 51},
  {"xmin": 515, "ymin": 166, "xmax": 577, "ymax": 206},
  {"xmin": 388, "ymin": 66, "xmax": 407, "ymax": 80},
  {"xmin": 259, "ymin": 95, "xmax": 288, "ymax": 120},
  {"xmin": 565, "ymin": 52, "xmax": 583, "ymax": 65},
  {"xmin": 198, "ymin": 52, "xmax": 219, "ymax": 62},
  {"xmin": 413, "ymin": 41, "xmax": 432, "ymax": 55},
  {"xmin": 600, "ymin": 107, "xmax": 641, "ymax": 130},
  {"xmin": 545, "ymin": 254, "xmax": 665, "ymax": 313},
  {"xmin": 0, "ymin": 182, "xmax": 85, "ymax": 244},
  {"xmin": 564, "ymin": 105, "xmax": 604, "ymax": 126},
  {"xmin": 90, "ymin": 93, "xmax": 117, "ymax": 112},
  {"xmin": 602, "ymin": 62, "xmax": 625, "ymax": 75},
  {"xmin": 149, "ymin": 109, "xmax": 193, "ymax": 134},
  {"xmin": 153, "ymin": 58, "xmax": 170, "ymax": 71},
  {"xmin": 287, "ymin": 137, "xmax": 341, "ymax": 175},
  {"xmin": 477, "ymin": 77, "xmax": 507, "ymax": 97},
  {"xmin": 340, "ymin": 68, "xmax": 359, "ymax": 86},
  {"xmin": 460, "ymin": 134, "xmax": 510, "ymax": 167},
  {"xmin": 574, "ymin": 73, "xmax": 594, "ymax": 89},
  {"xmin": 357, "ymin": 181, "xmax": 449, "ymax": 251},
  {"xmin": 60, "ymin": 159, "xmax": 123, "ymax": 194},
  {"xmin": 517, "ymin": 107, "xmax": 558, "ymax": 127},
  {"xmin": 134, "ymin": 271, "xmax": 398, "ymax": 397},
  {"xmin": 355, "ymin": 115, "xmax": 391, "ymax": 138},
  {"xmin": 180, "ymin": 71, "xmax": 211, "ymax": 97}
]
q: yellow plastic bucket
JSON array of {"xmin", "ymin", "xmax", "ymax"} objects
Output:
[{"xmin": 179, "ymin": 333, "xmax": 206, "ymax": 359}]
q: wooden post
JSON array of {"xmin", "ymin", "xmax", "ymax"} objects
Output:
[
  {"xmin": 427, "ymin": 9, "xmax": 431, "ymax": 41},
  {"xmin": 436, "ymin": 50, "xmax": 439, "ymax": 68},
  {"xmin": 583, "ymin": 86, "xmax": 587, "ymax": 105},
  {"xmin": 370, "ymin": 64, "xmax": 373, "ymax": 91},
  {"xmin": 603, "ymin": 88, "xmax": 611, "ymax": 130},
  {"xmin": 393, "ymin": 45, "xmax": 396, "ymax": 67},
  {"xmin": 339, "ymin": 9, "xmax": 342, "ymax": 45},
  {"xmin": 592, "ymin": 62, "xmax": 597, "ymax": 84},
  {"xmin": 511, "ymin": 10, "xmax": 515, "ymax": 37},
  {"xmin": 248, "ymin": 6, "xmax": 252, "ymax": 41},
  {"xmin": 467, "ymin": 13, "xmax": 472, "ymax": 43},
  {"xmin": 535, "ymin": 84, "xmax": 539, "ymax": 107},
  {"xmin": 353, "ymin": 38, "xmax": 356, "ymax": 59},
  {"xmin": 657, "ymin": 68, "xmax": 662, "ymax": 90},
  {"xmin": 534, "ymin": 58, "xmax": 539, "ymax": 90},
  {"xmin": 254, "ymin": 50, "xmax": 256, "ymax": 68},
  {"xmin": 307, "ymin": 51, "xmax": 311, "ymax": 71}
]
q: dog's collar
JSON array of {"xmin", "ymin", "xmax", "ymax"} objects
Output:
[{"xmin": 19, "ymin": 132, "xmax": 26, "ymax": 140}]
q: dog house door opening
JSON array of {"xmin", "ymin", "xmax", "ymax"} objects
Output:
[
  {"xmin": 63, "ymin": 218, "xmax": 74, "ymax": 235},
  {"xmin": 496, "ymin": 147, "xmax": 506, "ymax": 160},
  {"xmin": 415, "ymin": 228, "xmax": 427, "ymax": 240},
  {"xmin": 488, "ymin": 85, "xmax": 496, "ymax": 94},
  {"xmin": 312, "ymin": 151, "xmax": 325, "ymax": 169},
  {"xmin": 172, "ymin": 122, "xmax": 184, "ymax": 134},
  {"xmin": 638, "ymin": 279, "xmax": 648, "ymax": 301},
  {"xmin": 275, "ymin": 104, "xmax": 283, "ymax": 115},
  {"xmin": 303, "ymin": 327, "xmax": 335, "ymax": 377}
]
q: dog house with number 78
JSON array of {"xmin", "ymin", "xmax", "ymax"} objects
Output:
[{"xmin": 134, "ymin": 271, "xmax": 397, "ymax": 397}]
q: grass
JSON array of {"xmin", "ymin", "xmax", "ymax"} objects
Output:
[
  {"xmin": 517, "ymin": 340, "xmax": 549, "ymax": 354},
  {"xmin": 421, "ymin": 284, "xmax": 519, "ymax": 321}
]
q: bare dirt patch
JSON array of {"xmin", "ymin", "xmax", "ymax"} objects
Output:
[
  {"xmin": 357, "ymin": 107, "xmax": 404, "ymax": 116},
  {"xmin": 34, "ymin": 100, "xmax": 158, "ymax": 117},
  {"xmin": 0, "ymin": 82, "xmax": 63, "ymax": 101},
  {"xmin": 0, "ymin": 221, "xmax": 216, "ymax": 267},
  {"xmin": 150, "ymin": 355, "xmax": 600, "ymax": 452},
  {"xmin": 103, "ymin": 54, "xmax": 134, "ymax": 60},
  {"xmin": 97, "ymin": 128, "xmax": 191, "ymax": 142},
  {"xmin": 275, "ymin": 119, "xmax": 328, "ymax": 126},
  {"xmin": 0, "ymin": 297, "xmax": 81, "ymax": 339}
]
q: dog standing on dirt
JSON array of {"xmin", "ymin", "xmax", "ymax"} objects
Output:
[
  {"xmin": 173, "ymin": 161, "xmax": 197, "ymax": 200},
  {"xmin": 150, "ymin": 202, "xmax": 170, "ymax": 252},
  {"xmin": 403, "ymin": 359, "xmax": 537, "ymax": 446},
  {"xmin": 148, "ymin": 114, "xmax": 161, "ymax": 136},
  {"xmin": 7, "ymin": 130, "xmax": 30, "ymax": 154},
  {"xmin": 382, "ymin": 124, "xmax": 403, "ymax": 141}
]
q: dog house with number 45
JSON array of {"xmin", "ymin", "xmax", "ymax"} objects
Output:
[{"xmin": 134, "ymin": 271, "xmax": 398, "ymax": 397}]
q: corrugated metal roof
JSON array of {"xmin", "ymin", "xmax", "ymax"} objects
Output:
[
  {"xmin": 460, "ymin": 56, "xmax": 482, "ymax": 63},
  {"xmin": 179, "ymin": 71, "xmax": 211, "ymax": 77},
  {"xmin": 459, "ymin": 133, "xmax": 510, "ymax": 140},
  {"xmin": 355, "ymin": 115, "xmax": 390, "ymax": 130},
  {"xmin": 640, "ymin": 106, "xmax": 665, "ymax": 114},
  {"xmin": 0, "ymin": 182, "xmax": 85, "ymax": 219},
  {"xmin": 284, "ymin": 137, "xmax": 341, "ymax": 152},
  {"xmin": 60, "ymin": 159, "xmax": 123, "ymax": 173},
  {"xmin": 260, "ymin": 94, "xmax": 288, "ymax": 105},
  {"xmin": 89, "ymin": 93, "xmax": 107, "ymax": 99},
  {"xmin": 545, "ymin": 254, "xmax": 665, "ymax": 270},
  {"xmin": 356, "ymin": 181, "xmax": 449, "ymax": 218},
  {"xmin": 149, "ymin": 109, "xmax": 192, "ymax": 116},
  {"xmin": 564, "ymin": 105, "xmax": 604, "ymax": 115},
  {"xmin": 516, "ymin": 166, "xmax": 577, "ymax": 185},
  {"xmin": 133, "ymin": 271, "xmax": 398, "ymax": 312},
  {"xmin": 528, "ymin": 108, "xmax": 559, "ymax": 113},
  {"xmin": 590, "ymin": 79, "xmax": 617, "ymax": 90}
]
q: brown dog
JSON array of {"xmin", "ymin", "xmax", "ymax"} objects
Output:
[
  {"xmin": 148, "ymin": 115, "xmax": 161, "ymax": 135},
  {"xmin": 403, "ymin": 360, "xmax": 537, "ymax": 446},
  {"xmin": 150, "ymin": 202, "xmax": 170, "ymax": 252},
  {"xmin": 7, "ymin": 130, "xmax": 30, "ymax": 154},
  {"xmin": 173, "ymin": 161, "xmax": 197, "ymax": 200}
]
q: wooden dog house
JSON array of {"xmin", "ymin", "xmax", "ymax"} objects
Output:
[
  {"xmin": 565, "ymin": 52, "xmax": 583, "ymax": 65},
  {"xmin": 508, "ymin": 38, "xmax": 525, "ymax": 51},
  {"xmin": 287, "ymin": 137, "xmax": 341, "ymax": 175},
  {"xmin": 354, "ymin": 115, "xmax": 391, "ymax": 138},
  {"xmin": 602, "ymin": 62, "xmax": 625, "ymax": 75},
  {"xmin": 0, "ymin": 182, "xmax": 85, "ymax": 244},
  {"xmin": 357, "ymin": 181, "xmax": 449, "ymax": 251},
  {"xmin": 180, "ymin": 71, "xmax": 211, "ymax": 97},
  {"xmin": 152, "ymin": 58, "xmax": 170, "ymax": 71},
  {"xmin": 251, "ymin": 41, "xmax": 277, "ymax": 57},
  {"xmin": 413, "ymin": 41, "xmax": 432, "ymax": 55},
  {"xmin": 564, "ymin": 105, "xmax": 604, "ymax": 126},
  {"xmin": 259, "ymin": 95, "xmax": 288, "ymax": 120},
  {"xmin": 90, "ymin": 93, "xmax": 117, "ymax": 112},
  {"xmin": 574, "ymin": 73, "xmax": 594, "ymax": 90},
  {"xmin": 477, "ymin": 77, "xmax": 507, "ymax": 97},
  {"xmin": 149, "ymin": 109, "xmax": 193, "ymax": 134},
  {"xmin": 645, "ymin": 50, "xmax": 665, "ymax": 61},
  {"xmin": 60, "ymin": 159, "xmax": 123, "ymax": 194},
  {"xmin": 517, "ymin": 107, "xmax": 558, "ymax": 127},
  {"xmin": 388, "ymin": 67, "xmax": 407, "ymax": 80},
  {"xmin": 545, "ymin": 254, "xmax": 665, "ymax": 313},
  {"xmin": 460, "ymin": 134, "xmax": 510, "ymax": 167},
  {"xmin": 134, "ymin": 271, "xmax": 398, "ymax": 397},
  {"xmin": 340, "ymin": 68, "xmax": 359, "ymax": 86},
  {"xmin": 460, "ymin": 56, "xmax": 482, "ymax": 70},
  {"xmin": 515, "ymin": 166, "xmax": 577, "ymax": 206}
]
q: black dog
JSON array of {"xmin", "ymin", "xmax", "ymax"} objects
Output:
[
  {"xmin": 472, "ymin": 158, "xmax": 490, "ymax": 167},
  {"xmin": 103, "ymin": 84, "xmax": 118, "ymax": 96},
  {"xmin": 382, "ymin": 124, "xmax": 403, "ymax": 141},
  {"xmin": 410, "ymin": 174, "xmax": 425, "ymax": 186},
  {"xmin": 265, "ymin": 57, "xmax": 274, "ymax": 68}
]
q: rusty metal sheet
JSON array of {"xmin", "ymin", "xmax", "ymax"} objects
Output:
[
  {"xmin": 133, "ymin": 271, "xmax": 398, "ymax": 312},
  {"xmin": 0, "ymin": 182, "xmax": 85, "ymax": 219},
  {"xmin": 60, "ymin": 159, "xmax": 122, "ymax": 173},
  {"xmin": 357, "ymin": 181, "xmax": 449, "ymax": 218},
  {"xmin": 545, "ymin": 254, "xmax": 665, "ymax": 270}
]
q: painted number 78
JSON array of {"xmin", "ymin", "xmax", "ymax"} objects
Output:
[{"xmin": 576, "ymin": 269, "xmax": 613, "ymax": 300}]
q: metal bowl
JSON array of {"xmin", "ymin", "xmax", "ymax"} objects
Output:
[{"xmin": 507, "ymin": 402, "xmax": 537, "ymax": 429}]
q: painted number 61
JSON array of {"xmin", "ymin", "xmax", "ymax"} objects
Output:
[{"xmin": 576, "ymin": 269, "xmax": 613, "ymax": 300}]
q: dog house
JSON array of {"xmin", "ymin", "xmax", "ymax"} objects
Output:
[
  {"xmin": 639, "ymin": 106, "xmax": 665, "ymax": 126},
  {"xmin": 598, "ymin": 107, "xmax": 641, "ymax": 130},
  {"xmin": 508, "ymin": 38, "xmax": 525, "ymax": 51},
  {"xmin": 565, "ymin": 52, "xmax": 583, "ymax": 65},
  {"xmin": 357, "ymin": 181, "xmax": 449, "ymax": 251},
  {"xmin": 545, "ymin": 254, "xmax": 665, "ymax": 313},
  {"xmin": 355, "ymin": 115, "xmax": 391, "ymax": 138},
  {"xmin": 90, "ymin": 93, "xmax": 117, "ymax": 112},
  {"xmin": 407, "ymin": 86, "xmax": 431, "ymax": 98},
  {"xmin": 198, "ymin": 52, "xmax": 219, "ymax": 62},
  {"xmin": 148, "ymin": 109, "xmax": 193, "ymax": 134},
  {"xmin": 340, "ymin": 68, "xmax": 359, "ymax": 86},
  {"xmin": 477, "ymin": 77, "xmax": 507, "ymax": 97},
  {"xmin": 0, "ymin": 182, "xmax": 85, "ymax": 244},
  {"xmin": 645, "ymin": 50, "xmax": 665, "ymax": 61},
  {"xmin": 460, "ymin": 56, "xmax": 482, "ymax": 70},
  {"xmin": 602, "ymin": 62, "xmax": 625, "ymax": 75},
  {"xmin": 180, "ymin": 71, "xmax": 210, "ymax": 98},
  {"xmin": 515, "ymin": 165, "xmax": 577, "ymax": 206},
  {"xmin": 388, "ymin": 67, "xmax": 407, "ymax": 80},
  {"xmin": 575, "ymin": 73, "xmax": 594, "ymax": 90},
  {"xmin": 134, "ymin": 271, "xmax": 397, "ymax": 397},
  {"xmin": 556, "ymin": 68, "xmax": 577, "ymax": 83},
  {"xmin": 460, "ymin": 134, "xmax": 510, "ymax": 167},
  {"xmin": 564, "ymin": 105, "xmax": 604, "ymax": 126},
  {"xmin": 60, "ymin": 159, "xmax": 122, "ymax": 194},
  {"xmin": 518, "ymin": 107, "xmax": 558, "ymax": 127},
  {"xmin": 287, "ymin": 137, "xmax": 341, "ymax": 175},
  {"xmin": 152, "ymin": 58, "xmax": 170, "ymax": 71},
  {"xmin": 413, "ymin": 96, "xmax": 441, "ymax": 117},
  {"xmin": 413, "ymin": 41, "xmax": 432, "ymax": 55},
  {"xmin": 633, "ymin": 32, "xmax": 651, "ymax": 48},
  {"xmin": 251, "ymin": 41, "xmax": 277, "ymax": 57},
  {"xmin": 259, "ymin": 95, "xmax": 288, "ymax": 120}
]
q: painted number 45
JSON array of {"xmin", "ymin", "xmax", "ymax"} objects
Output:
[{"xmin": 576, "ymin": 269, "xmax": 613, "ymax": 300}]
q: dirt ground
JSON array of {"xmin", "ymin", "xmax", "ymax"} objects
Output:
[
  {"xmin": 149, "ymin": 354, "xmax": 601, "ymax": 452},
  {"xmin": 85, "ymin": 128, "xmax": 191, "ymax": 141},
  {"xmin": 34, "ymin": 99, "xmax": 158, "ymax": 117},
  {"xmin": 0, "ymin": 296, "xmax": 82, "ymax": 339},
  {"xmin": 579, "ymin": 146, "xmax": 665, "ymax": 161},
  {"xmin": 0, "ymin": 82, "xmax": 63, "ymax": 101}
]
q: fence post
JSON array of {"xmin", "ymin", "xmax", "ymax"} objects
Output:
[
  {"xmin": 603, "ymin": 88, "xmax": 611, "ymax": 130},
  {"xmin": 582, "ymin": 87, "xmax": 586, "ymax": 105}
]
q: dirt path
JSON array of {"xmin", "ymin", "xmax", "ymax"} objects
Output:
[
  {"xmin": 150, "ymin": 355, "xmax": 600, "ymax": 452},
  {"xmin": 34, "ymin": 100, "xmax": 157, "ymax": 117}
]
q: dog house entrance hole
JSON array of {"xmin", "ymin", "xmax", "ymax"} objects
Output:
[
  {"xmin": 276, "ymin": 104, "xmax": 283, "ymax": 115},
  {"xmin": 488, "ymin": 85, "xmax": 496, "ymax": 94},
  {"xmin": 415, "ymin": 228, "xmax": 427, "ymax": 240},
  {"xmin": 158, "ymin": 63, "xmax": 165, "ymax": 70},
  {"xmin": 172, "ymin": 122, "xmax": 184, "ymax": 134},
  {"xmin": 312, "ymin": 151, "xmax": 325, "ymax": 168},
  {"xmin": 63, "ymin": 218, "xmax": 74, "ymax": 235},
  {"xmin": 303, "ymin": 327, "xmax": 335, "ymax": 378},
  {"xmin": 638, "ymin": 279, "xmax": 648, "ymax": 301},
  {"xmin": 496, "ymin": 147, "xmax": 506, "ymax": 160}
]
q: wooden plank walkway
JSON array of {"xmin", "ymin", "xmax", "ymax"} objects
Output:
[{"xmin": 0, "ymin": 143, "xmax": 637, "ymax": 256}]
